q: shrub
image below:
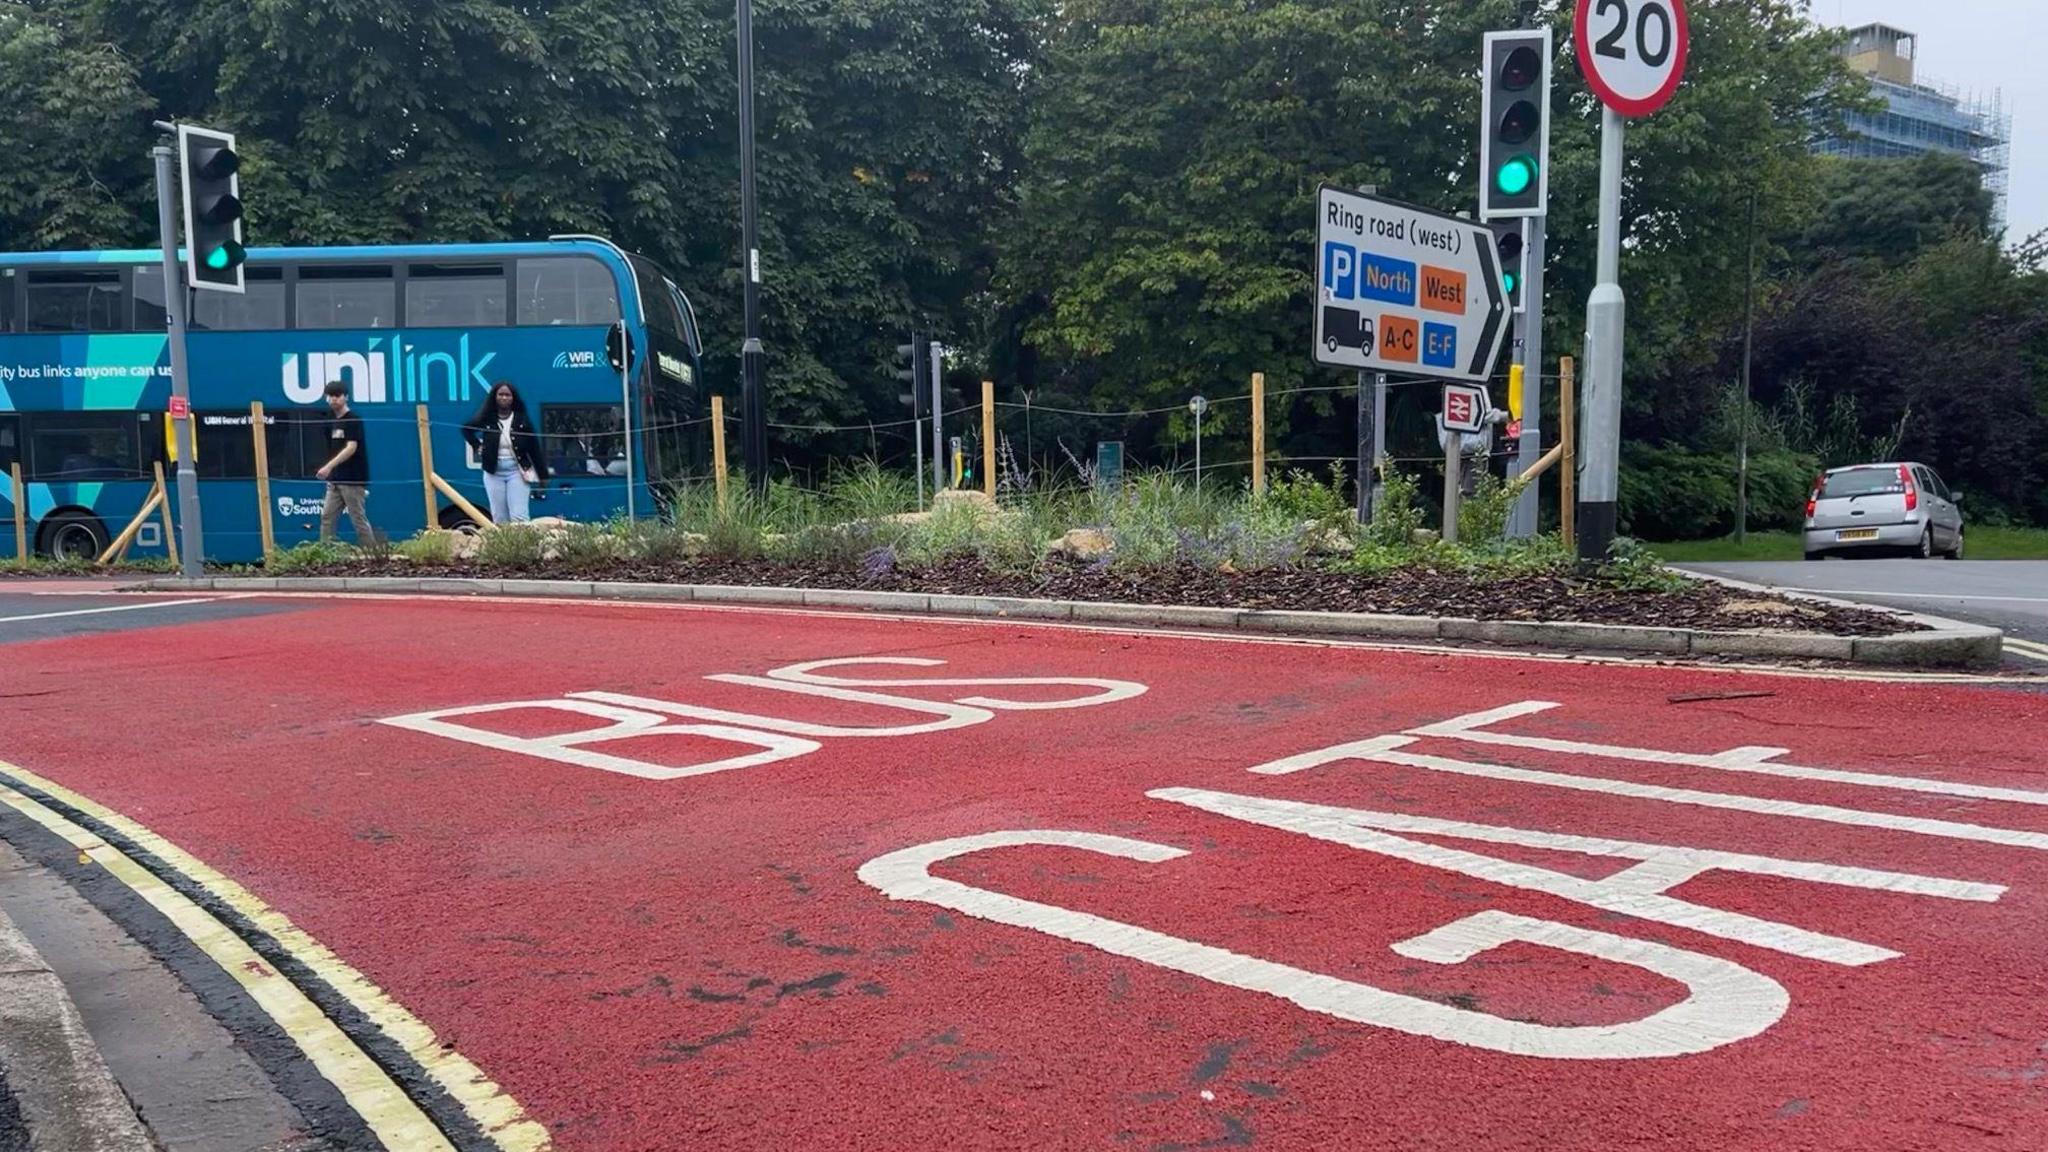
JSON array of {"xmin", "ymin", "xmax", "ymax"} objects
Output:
[
  {"xmin": 1617, "ymin": 445, "xmax": 1738, "ymax": 541},
  {"xmin": 1457, "ymin": 469, "xmax": 1516, "ymax": 545},
  {"xmin": 475, "ymin": 524, "xmax": 546, "ymax": 569},
  {"xmin": 1365, "ymin": 464, "xmax": 1424, "ymax": 548},
  {"xmin": 1264, "ymin": 464, "xmax": 1352, "ymax": 538},
  {"xmin": 395, "ymin": 530, "xmax": 457, "ymax": 565},
  {"xmin": 266, "ymin": 539, "xmax": 356, "ymax": 573}
]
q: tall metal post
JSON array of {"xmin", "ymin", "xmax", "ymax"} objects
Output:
[
  {"xmin": 736, "ymin": 0, "xmax": 768, "ymax": 495},
  {"xmin": 1371, "ymin": 372, "xmax": 1387, "ymax": 514},
  {"xmin": 1354, "ymin": 370, "xmax": 1373, "ymax": 525},
  {"xmin": 1577, "ymin": 107, "xmax": 1627, "ymax": 563},
  {"xmin": 152, "ymin": 145, "xmax": 204, "ymax": 579},
  {"xmin": 1508, "ymin": 214, "xmax": 1547, "ymax": 537},
  {"xmin": 929, "ymin": 342, "xmax": 946, "ymax": 495},
  {"xmin": 1736, "ymin": 187, "xmax": 1758, "ymax": 545}
]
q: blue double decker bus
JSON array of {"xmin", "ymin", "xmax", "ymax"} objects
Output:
[{"xmin": 0, "ymin": 236, "xmax": 705, "ymax": 562}]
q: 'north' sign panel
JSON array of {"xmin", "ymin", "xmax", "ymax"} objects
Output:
[{"xmin": 1314, "ymin": 184, "xmax": 1508, "ymax": 384}]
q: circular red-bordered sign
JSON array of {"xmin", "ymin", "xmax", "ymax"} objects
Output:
[{"xmin": 1575, "ymin": 0, "xmax": 1690, "ymax": 118}]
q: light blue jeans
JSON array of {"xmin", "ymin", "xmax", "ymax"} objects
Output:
[{"xmin": 483, "ymin": 462, "xmax": 531, "ymax": 523}]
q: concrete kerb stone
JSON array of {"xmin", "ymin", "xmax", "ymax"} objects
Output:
[
  {"xmin": 1676, "ymin": 567, "xmax": 2003, "ymax": 669},
  {"xmin": 0, "ymin": 903, "xmax": 153, "ymax": 1151},
  {"xmin": 1071, "ymin": 602, "xmax": 1244, "ymax": 630},
  {"xmin": 119, "ymin": 574, "xmax": 1999, "ymax": 667},
  {"xmin": 1238, "ymin": 610, "xmax": 1442, "ymax": 640}
]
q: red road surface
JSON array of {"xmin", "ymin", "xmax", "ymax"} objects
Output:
[{"xmin": 5, "ymin": 595, "xmax": 2048, "ymax": 1151}]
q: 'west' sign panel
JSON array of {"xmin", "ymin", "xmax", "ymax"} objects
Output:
[{"xmin": 1314, "ymin": 184, "xmax": 1509, "ymax": 383}]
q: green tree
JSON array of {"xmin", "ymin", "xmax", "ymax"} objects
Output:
[
  {"xmin": 0, "ymin": 1, "xmax": 155, "ymax": 248},
  {"xmin": 1803, "ymin": 151, "xmax": 1998, "ymax": 264}
]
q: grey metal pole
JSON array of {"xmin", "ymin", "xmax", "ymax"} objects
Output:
[
  {"xmin": 1578, "ymin": 107, "xmax": 1627, "ymax": 563},
  {"xmin": 736, "ymin": 0, "xmax": 768, "ymax": 495},
  {"xmin": 929, "ymin": 342, "xmax": 945, "ymax": 494},
  {"xmin": 1736, "ymin": 187, "xmax": 1758, "ymax": 545},
  {"xmin": 1194, "ymin": 409, "xmax": 1202, "ymax": 488},
  {"xmin": 1355, "ymin": 370, "xmax": 1373, "ymax": 525},
  {"xmin": 1442, "ymin": 427, "xmax": 1461, "ymax": 546},
  {"xmin": 1372, "ymin": 372, "xmax": 1387, "ymax": 514},
  {"xmin": 1509, "ymin": 214, "xmax": 1548, "ymax": 537},
  {"xmin": 152, "ymin": 145, "xmax": 204, "ymax": 579}
]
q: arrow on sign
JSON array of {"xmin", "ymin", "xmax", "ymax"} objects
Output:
[{"xmin": 1470, "ymin": 230, "xmax": 1507, "ymax": 378}]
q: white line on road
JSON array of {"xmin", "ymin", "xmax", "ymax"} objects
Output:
[
  {"xmin": 2004, "ymin": 638, "xmax": 2048, "ymax": 664},
  {"xmin": 1785, "ymin": 589, "xmax": 2048, "ymax": 606},
  {"xmin": 0, "ymin": 598, "xmax": 212, "ymax": 625}
]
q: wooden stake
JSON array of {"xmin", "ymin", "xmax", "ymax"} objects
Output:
[
  {"xmin": 710, "ymin": 394, "xmax": 729, "ymax": 506},
  {"xmin": 250, "ymin": 401, "xmax": 276, "ymax": 558},
  {"xmin": 100, "ymin": 485, "xmax": 165, "ymax": 566},
  {"xmin": 1251, "ymin": 372, "xmax": 1266, "ymax": 495},
  {"xmin": 981, "ymin": 380, "xmax": 996, "ymax": 499},
  {"xmin": 10, "ymin": 463, "xmax": 24, "ymax": 564},
  {"xmin": 429, "ymin": 472, "xmax": 491, "ymax": 526},
  {"xmin": 153, "ymin": 461, "xmax": 178, "ymax": 567},
  {"xmin": 1560, "ymin": 356, "xmax": 1577, "ymax": 550},
  {"xmin": 416, "ymin": 404, "xmax": 438, "ymax": 531}
]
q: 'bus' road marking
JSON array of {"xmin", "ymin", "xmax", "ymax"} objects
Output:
[
  {"xmin": 0, "ymin": 598, "xmax": 212, "ymax": 625},
  {"xmin": 0, "ymin": 759, "xmax": 550, "ymax": 1152}
]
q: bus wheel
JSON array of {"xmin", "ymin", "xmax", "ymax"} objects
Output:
[
  {"xmin": 39, "ymin": 512, "xmax": 109, "ymax": 562},
  {"xmin": 438, "ymin": 507, "xmax": 487, "ymax": 534}
]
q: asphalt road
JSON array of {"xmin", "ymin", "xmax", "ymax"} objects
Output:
[
  {"xmin": 1681, "ymin": 559, "xmax": 2048, "ymax": 662},
  {"xmin": 3, "ymin": 593, "xmax": 2047, "ymax": 1150}
]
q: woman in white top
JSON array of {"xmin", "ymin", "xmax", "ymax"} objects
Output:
[{"xmin": 462, "ymin": 381, "xmax": 549, "ymax": 524}]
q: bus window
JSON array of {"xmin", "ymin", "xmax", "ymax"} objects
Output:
[
  {"xmin": 0, "ymin": 415, "xmax": 18, "ymax": 475},
  {"xmin": 25, "ymin": 270, "xmax": 125, "ymax": 333},
  {"xmin": 297, "ymin": 265, "xmax": 395, "ymax": 330},
  {"xmin": 191, "ymin": 268, "xmax": 286, "ymax": 331},
  {"xmin": 192, "ymin": 411, "xmax": 302, "ymax": 479},
  {"xmin": 516, "ymin": 257, "xmax": 620, "ymax": 327},
  {"xmin": 26, "ymin": 412, "xmax": 143, "ymax": 480},
  {"xmin": 0, "ymin": 269, "xmax": 17, "ymax": 332},
  {"xmin": 541, "ymin": 404, "xmax": 627, "ymax": 477},
  {"xmin": 668, "ymin": 281, "xmax": 703, "ymax": 357},
  {"xmin": 407, "ymin": 264, "xmax": 508, "ymax": 328},
  {"xmin": 628, "ymin": 258, "xmax": 685, "ymax": 340},
  {"xmin": 134, "ymin": 267, "xmax": 166, "ymax": 332}
]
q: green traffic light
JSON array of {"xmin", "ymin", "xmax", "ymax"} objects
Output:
[
  {"xmin": 1503, "ymin": 271, "xmax": 1519, "ymax": 295},
  {"xmin": 1495, "ymin": 156, "xmax": 1537, "ymax": 197},
  {"xmin": 203, "ymin": 241, "xmax": 246, "ymax": 271}
]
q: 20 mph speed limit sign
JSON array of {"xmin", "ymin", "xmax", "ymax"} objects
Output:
[{"xmin": 1575, "ymin": 0, "xmax": 1689, "ymax": 117}]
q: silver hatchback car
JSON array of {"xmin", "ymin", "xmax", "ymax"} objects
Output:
[{"xmin": 1803, "ymin": 462, "xmax": 1964, "ymax": 560}]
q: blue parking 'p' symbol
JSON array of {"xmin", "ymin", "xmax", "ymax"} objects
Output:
[{"xmin": 1323, "ymin": 243, "xmax": 1357, "ymax": 300}]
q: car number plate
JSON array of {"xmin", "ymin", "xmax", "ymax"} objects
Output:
[{"xmin": 1838, "ymin": 528, "xmax": 1879, "ymax": 541}]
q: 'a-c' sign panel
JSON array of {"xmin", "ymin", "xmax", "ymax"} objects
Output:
[
  {"xmin": 1575, "ymin": 0, "xmax": 1690, "ymax": 118},
  {"xmin": 1315, "ymin": 184, "xmax": 1508, "ymax": 384}
]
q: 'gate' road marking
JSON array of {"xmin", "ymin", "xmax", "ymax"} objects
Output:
[
  {"xmin": 0, "ymin": 759, "xmax": 550, "ymax": 1152},
  {"xmin": 0, "ymin": 598, "xmax": 212, "ymax": 625}
]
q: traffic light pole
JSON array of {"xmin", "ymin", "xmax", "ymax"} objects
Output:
[
  {"xmin": 151, "ymin": 143, "xmax": 204, "ymax": 580},
  {"xmin": 1508, "ymin": 213, "xmax": 1547, "ymax": 538},
  {"xmin": 736, "ymin": 0, "xmax": 768, "ymax": 496},
  {"xmin": 1578, "ymin": 107, "xmax": 1627, "ymax": 563}
]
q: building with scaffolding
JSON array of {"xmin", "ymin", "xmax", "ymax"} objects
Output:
[{"xmin": 1815, "ymin": 23, "xmax": 2012, "ymax": 228}]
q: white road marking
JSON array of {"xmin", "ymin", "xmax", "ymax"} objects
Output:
[
  {"xmin": 1149, "ymin": 787, "xmax": 2002, "ymax": 967},
  {"xmin": 0, "ymin": 597, "xmax": 211, "ymax": 624},
  {"xmin": 1254, "ymin": 735, "xmax": 2048, "ymax": 852},
  {"xmin": 1408, "ymin": 700, "xmax": 2048, "ymax": 807},
  {"xmin": 2002, "ymin": 638, "xmax": 2048, "ymax": 664},
  {"xmin": 859, "ymin": 829, "xmax": 1789, "ymax": 1060},
  {"xmin": 1785, "ymin": 588, "xmax": 2048, "ymax": 606}
]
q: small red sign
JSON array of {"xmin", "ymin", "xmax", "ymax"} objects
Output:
[
  {"xmin": 168, "ymin": 396, "xmax": 191, "ymax": 419},
  {"xmin": 1446, "ymin": 392, "xmax": 1474, "ymax": 427},
  {"xmin": 1507, "ymin": 419, "xmax": 1524, "ymax": 440}
]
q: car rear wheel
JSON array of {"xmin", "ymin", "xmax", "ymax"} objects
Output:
[
  {"xmin": 1915, "ymin": 527, "xmax": 1934, "ymax": 559},
  {"xmin": 1945, "ymin": 530, "xmax": 1965, "ymax": 560}
]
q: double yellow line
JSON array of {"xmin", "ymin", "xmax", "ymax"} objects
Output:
[
  {"xmin": 2005, "ymin": 636, "xmax": 2048, "ymax": 665},
  {"xmin": 0, "ymin": 759, "xmax": 550, "ymax": 1152}
]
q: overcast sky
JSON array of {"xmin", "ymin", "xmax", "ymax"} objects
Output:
[{"xmin": 1825, "ymin": 0, "xmax": 2042, "ymax": 242}]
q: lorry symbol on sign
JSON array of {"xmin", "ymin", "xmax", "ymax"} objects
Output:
[{"xmin": 1322, "ymin": 307, "xmax": 1375, "ymax": 356}]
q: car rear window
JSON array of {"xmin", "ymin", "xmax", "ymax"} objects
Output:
[{"xmin": 1820, "ymin": 468, "xmax": 1904, "ymax": 498}]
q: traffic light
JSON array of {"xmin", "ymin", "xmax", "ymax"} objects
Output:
[
  {"xmin": 893, "ymin": 332, "xmax": 930, "ymax": 419},
  {"xmin": 1488, "ymin": 218, "xmax": 1526, "ymax": 312},
  {"xmin": 178, "ymin": 124, "xmax": 246, "ymax": 292},
  {"xmin": 1480, "ymin": 27, "xmax": 1551, "ymax": 219}
]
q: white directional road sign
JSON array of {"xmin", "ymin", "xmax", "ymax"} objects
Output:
[
  {"xmin": 1575, "ymin": 0, "xmax": 1690, "ymax": 118},
  {"xmin": 1442, "ymin": 382, "xmax": 1490, "ymax": 434},
  {"xmin": 1314, "ymin": 184, "xmax": 1508, "ymax": 384}
]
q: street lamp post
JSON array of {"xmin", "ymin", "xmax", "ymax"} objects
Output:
[{"xmin": 736, "ymin": 0, "xmax": 768, "ymax": 494}]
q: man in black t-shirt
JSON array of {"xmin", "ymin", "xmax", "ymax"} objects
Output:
[{"xmin": 316, "ymin": 380, "xmax": 379, "ymax": 544}]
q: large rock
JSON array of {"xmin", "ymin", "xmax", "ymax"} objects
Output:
[{"xmin": 1048, "ymin": 527, "xmax": 1115, "ymax": 561}]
